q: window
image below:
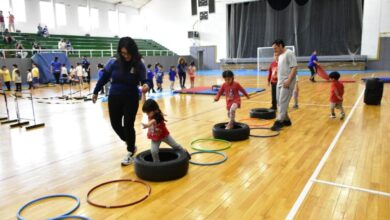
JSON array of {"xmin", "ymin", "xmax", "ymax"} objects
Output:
[
  {"xmin": 0, "ymin": 1, "xmax": 11, "ymax": 13},
  {"xmin": 119, "ymin": 12, "xmax": 127, "ymax": 36},
  {"xmin": 39, "ymin": 1, "xmax": 55, "ymax": 28},
  {"xmin": 90, "ymin": 8, "xmax": 99, "ymax": 29},
  {"xmin": 55, "ymin": 3, "xmax": 66, "ymax": 26},
  {"xmin": 108, "ymin": 10, "xmax": 118, "ymax": 33},
  {"xmin": 12, "ymin": 0, "xmax": 26, "ymax": 22},
  {"xmin": 78, "ymin": 6, "xmax": 89, "ymax": 28}
]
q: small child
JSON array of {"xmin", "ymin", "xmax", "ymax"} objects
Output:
[
  {"xmin": 188, "ymin": 61, "xmax": 196, "ymax": 88},
  {"xmin": 169, "ymin": 66, "xmax": 177, "ymax": 90},
  {"xmin": 32, "ymin": 63, "xmax": 40, "ymax": 89},
  {"xmin": 27, "ymin": 69, "xmax": 33, "ymax": 90},
  {"xmin": 329, "ymin": 71, "xmax": 345, "ymax": 120},
  {"xmin": 76, "ymin": 62, "xmax": 84, "ymax": 85},
  {"xmin": 14, "ymin": 69, "xmax": 22, "ymax": 92},
  {"xmin": 61, "ymin": 64, "xmax": 68, "ymax": 84},
  {"xmin": 214, "ymin": 70, "xmax": 250, "ymax": 129},
  {"xmin": 147, "ymin": 64, "xmax": 156, "ymax": 93},
  {"xmin": 156, "ymin": 64, "xmax": 164, "ymax": 92},
  {"xmin": 267, "ymin": 53, "xmax": 278, "ymax": 110},
  {"xmin": 141, "ymin": 99, "xmax": 190, "ymax": 162}
]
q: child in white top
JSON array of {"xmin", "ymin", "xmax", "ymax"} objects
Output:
[
  {"xmin": 27, "ymin": 69, "xmax": 33, "ymax": 89},
  {"xmin": 14, "ymin": 70, "xmax": 22, "ymax": 91}
]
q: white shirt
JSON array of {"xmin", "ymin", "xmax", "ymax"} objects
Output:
[
  {"xmin": 76, "ymin": 65, "xmax": 83, "ymax": 77},
  {"xmin": 27, "ymin": 71, "xmax": 32, "ymax": 82},
  {"xmin": 61, "ymin": 66, "xmax": 67, "ymax": 75},
  {"xmin": 277, "ymin": 49, "xmax": 298, "ymax": 87}
]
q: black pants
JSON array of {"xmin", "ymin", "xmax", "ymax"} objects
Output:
[
  {"xmin": 308, "ymin": 66, "xmax": 317, "ymax": 78},
  {"xmin": 54, "ymin": 71, "xmax": 61, "ymax": 84},
  {"xmin": 108, "ymin": 94, "xmax": 139, "ymax": 153},
  {"xmin": 271, "ymin": 83, "xmax": 277, "ymax": 109},
  {"xmin": 28, "ymin": 82, "xmax": 33, "ymax": 89},
  {"xmin": 5, "ymin": 81, "xmax": 11, "ymax": 90},
  {"xmin": 179, "ymin": 72, "xmax": 186, "ymax": 88},
  {"xmin": 16, "ymin": 83, "xmax": 21, "ymax": 91},
  {"xmin": 148, "ymin": 79, "xmax": 155, "ymax": 93}
]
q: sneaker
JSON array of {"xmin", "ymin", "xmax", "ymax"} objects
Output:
[
  {"xmin": 340, "ymin": 112, "xmax": 345, "ymax": 120},
  {"xmin": 271, "ymin": 120, "xmax": 284, "ymax": 131},
  {"xmin": 330, "ymin": 113, "xmax": 336, "ymax": 119},
  {"xmin": 121, "ymin": 152, "xmax": 134, "ymax": 166},
  {"xmin": 293, "ymin": 104, "xmax": 299, "ymax": 109},
  {"xmin": 283, "ymin": 119, "xmax": 292, "ymax": 126}
]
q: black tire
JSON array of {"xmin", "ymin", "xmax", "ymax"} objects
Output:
[
  {"xmin": 134, "ymin": 149, "xmax": 189, "ymax": 182},
  {"xmin": 364, "ymin": 78, "xmax": 384, "ymax": 105},
  {"xmin": 250, "ymin": 108, "xmax": 276, "ymax": 119},
  {"xmin": 212, "ymin": 122, "xmax": 250, "ymax": 141}
]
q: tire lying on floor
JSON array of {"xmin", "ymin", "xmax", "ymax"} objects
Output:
[
  {"xmin": 134, "ymin": 149, "xmax": 189, "ymax": 182},
  {"xmin": 212, "ymin": 122, "xmax": 250, "ymax": 141},
  {"xmin": 249, "ymin": 108, "xmax": 276, "ymax": 119}
]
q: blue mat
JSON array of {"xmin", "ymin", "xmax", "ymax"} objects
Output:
[
  {"xmin": 362, "ymin": 77, "xmax": 390, "ymax": 83},
  {"xmin": 175, "ymin": 87, "xmax": 265, "ymax": 96}
]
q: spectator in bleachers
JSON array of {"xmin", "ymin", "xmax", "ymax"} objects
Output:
[
  {"xmin": 0, "ymin": 49, "xmax": 5, "ymax": 59},
  {"xmin": 32, "ymin": 41, "xmax": 41, "ymax": 54},
  {"xmin": 0, "ymin": 11, "xmax": 5, "ymax": 33},
  {"xmin": 66, "ymin": 40, "xmax": 73, "ymax": 54},
  {"xmin": 15, "ymin": 41, "xmax": 27, "ymax": 58},
  {"xmin": 37, "ymin": 24, "xmax": 43, "ymax": 36},
  {"xmin": 42, "ymin": 25, "xmax": 49, "ymax": 38},
  {"xmin": 7, "ymin": 12, "xmax": 15, "ymax": 32},
  {"xmin": 3, "ymin": 28, "xmax": 14, "ymax": 44}
]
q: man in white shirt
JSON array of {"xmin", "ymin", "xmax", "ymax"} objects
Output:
[{"xmin": 271, "ymin": 39, "xmax": 298, "ymax": 131}]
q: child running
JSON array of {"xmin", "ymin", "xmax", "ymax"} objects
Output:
[
  {"xmin": 214, "ymin": 70, "xmax": 250, "ymax": 129},
  {"xmin": 141, "ymin": 99, "xmax": 190, "ymax": 162},
  {"xmin": 329, "ymin": 71, "xmax": 345, "ymax": 120}
]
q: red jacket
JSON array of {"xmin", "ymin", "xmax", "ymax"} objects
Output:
[
  {"xmin": 330, "ymin": 81, "xmax": 344, "ymax": 103},
  {"xmin": 215, "ymin": 81, "xmax": 249, "ymax": 110},
  {"xmin": 147, "ymin": 116, "xmax": 170, "ymax": 141},
  {"xmin": 268, "ymin": 61, "xmax": 278, "ymax": 84}
]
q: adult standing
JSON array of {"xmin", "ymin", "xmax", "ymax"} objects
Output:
[
  {"xmin": 92, "ymin": 37, "xmax": 149, "ymax": 166},
  {"xmin": 81, "ymin": 56, "xmax": 91, "ymax": 83},
  {"xmin": 270, "ymin": 39, "xmax": 298, "ymax": 131},
  {"xmin": 0, "ymin": 11, "xmax": 5, "ymax": 33},
  {"xmin": 7, "ymin": 12, "xmax": 15, "ymax": 32},
  {"xmin": 177, "ymin": 57, "xmax": 187, "ymax": 89},
  {"xmin": 51, "ymin": 57, "xmax": 62, "ymax": 84},
  {"xmin": 308, "ymin": 50, "xmax": 319, "ymax": 82}
]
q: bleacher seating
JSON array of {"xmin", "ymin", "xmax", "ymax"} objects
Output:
[{"xmin": 0, "ymin": 32, "xmax": 175, "ymax": 58}]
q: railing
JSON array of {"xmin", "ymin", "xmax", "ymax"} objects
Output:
[{"xmin": 0, "ymin": 49, "xmax": 176, "ymax": 58}]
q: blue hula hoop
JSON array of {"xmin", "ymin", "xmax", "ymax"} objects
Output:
[
  {"xmin": 51, "ymin": 216, "xmax": 91, "ymax": 220},
  {"xmin": 16, "ymin": 194, "xmax": 80, "ymax": 220},
  {"xmin": 189, "ymin": 151, "xmax": 228, "ymax": 166}
]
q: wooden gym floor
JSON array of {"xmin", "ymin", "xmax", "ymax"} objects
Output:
[{"xmin": 0, "ymin": 71, "xmax": 389, "ymax": 219}]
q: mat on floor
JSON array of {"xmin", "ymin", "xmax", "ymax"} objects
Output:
[
  {"xmin": 174, "ymin": 87, "xmax": 265, "ymax": 96},
  {"xmin": 316, "ymin": 66, "xmax": 356, "ymax": 83},
  {"xmin": 361, "ymin": 77, "xmax": 390, "ymax": 83}
]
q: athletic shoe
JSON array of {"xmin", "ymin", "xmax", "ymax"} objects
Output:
[
  {"xmin": 330, "ymin": 113, "xmax": 336, "ymax": 119},
  {"xmin": 283, "ymin": 119, "xmax": 292, "ymax": 126},
  {"xmin": 293, "ymin": 104, "xmax": 299, "ymax": 109},
  {"xmin": 271, "ymin": 120, "xmax": 284, "ymax": 131},
  {"xmin": 121, "ymin": 152, "xmax": 135, "ymax": 166},
  {"xmin": 340, "ymin": 112, "xmax": 345, "ymax": 120}
]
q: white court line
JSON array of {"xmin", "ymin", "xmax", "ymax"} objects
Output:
[
  {"xmin": 313, "ymin": 179, "xmax": 390, "ymax": 197},
  {"xmin": 244, "ymin": 100, "xmax": 354, "ymax": 108},
  {"xmin": 285, "ymin": 88, "xmax": 365, "ymax": 220}
]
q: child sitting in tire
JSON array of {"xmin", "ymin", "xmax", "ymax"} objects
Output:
[
  {"xmin": 142, "ymin": 99, "xmax": 190, "ymax": 162},
  {"xmin": 214, "ymin": 70, "xmax": 250, "ymax": 129}
]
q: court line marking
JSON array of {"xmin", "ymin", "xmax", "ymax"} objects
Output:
[
  {"xmin": 313, "ymin": 179, "xmax": 390, "ymax": 197},
  {"xmin": 285, "ymin": 88, "xmax": 365, "ymax": 220}
]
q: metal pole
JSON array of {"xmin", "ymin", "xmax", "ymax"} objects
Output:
[
  {"xmin": 14, "ymin": 93, "xmax": 20, "ymax": 124},
  {"xmin": 4, "ymin": 93, "xmax": 9, "ymax": 119},
  {"xmin": 30, "ymin": 93, "xmax": 37, "ymax": 125}
]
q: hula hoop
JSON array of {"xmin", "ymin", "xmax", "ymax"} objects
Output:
[
  {"xmin": 189, "ymin": 151, "xmax": 228, "ymax": 166},
  {"xmin": 190, "ymin": 138, "xmax": 232, "ymax": 152},
  {"xmin": 239, "ymin": 118, "xmax": 273, "ymax": 128},
  {"xmin": 87, "ymin": 179, "xmax": 151, "ymax": 208},
  {"xmin": 250, "ymin": 127, "xmax": 280, "ymax": 138},
  {"xmin": 16, "ymin": 194, "xmax": 80, "ymax": 220},
  {"xmin": 51, "ymin": 216, "xmax": 91, "ymax": 220}
]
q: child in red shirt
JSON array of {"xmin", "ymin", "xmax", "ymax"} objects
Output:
[
  {"xmin": 142, "ymin": 99, "xmax": 190, "ymax": 162},
  {"xmin": 214, "ymin": 70, "xmax": 250, "ymax": 129},
  {"xmin": 329, "ymin": 72, "xmax": 345, "ymax": 120},
  {"xmin": 268, "ymin": 54, "xmax": 278, "ymax": 110},
  {"xmin": 188, "ymin": 61, "xmax": 196, "ymax": 88}
]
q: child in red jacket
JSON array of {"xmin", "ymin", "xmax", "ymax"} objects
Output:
[
  {"xmin": 214, "ymin": 70, "xmax": 250, "ymax": 129},
  {"xmin": 329, "ymin": 72, "xmax": 345, "ymax": 120}
]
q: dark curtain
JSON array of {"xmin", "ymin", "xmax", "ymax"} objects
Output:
[{"xmin": 227, "ymin": 0, "xmax": 363, "ymax": 58}]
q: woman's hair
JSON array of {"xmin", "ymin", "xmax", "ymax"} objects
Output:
[
  {"xmin": 178, "ymin": 57, "xmax": 186, "ymax": 65},
  {"xmin": 222, "ymin": 70, "xmax": 234, "ymax": 78},
  {"xmin": 117, "ymin": 37, "xmax": 142, "ymax": 74},
  {"xmin": 142, "ymin": 99, "xmax": 166, "ymax": 122}
]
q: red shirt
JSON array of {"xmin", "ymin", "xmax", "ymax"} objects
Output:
[
  {"xmin": 330, "ymin": 81, "xmax": 344, "ymax": 103},
  {"xmin": 215, "ymin": 81, "xmax": 249, "ymax": 110},
  {"xmin": 267, "ymin": 61, "xmax": 278, "ymax": 84},
  {"xmin": 147, "ymin": 115, "xmax": 170, "ymax": 141}
]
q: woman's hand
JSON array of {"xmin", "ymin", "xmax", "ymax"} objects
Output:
[{"xmin": 92, "ymin": 94, "xmax": 98, "ymax": 103}]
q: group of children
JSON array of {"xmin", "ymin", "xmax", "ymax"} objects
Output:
[
  {"xmin": 0, "ymin": 63, "xmax": 40, "ymax": 92},
  {"xmin": 145, "ymin": 61, "xmax": 197, "ymax": 93}
]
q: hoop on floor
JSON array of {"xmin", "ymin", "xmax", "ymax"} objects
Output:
[
  {"xmin": 16, "ymin": 194, "xmax": 80, "ymax": 220},
  {"xmin": 87, "ymin": 179, "xmax": 151, "ymax": 208},
  {"xmin": 190, "ymin": 138, "xmax": 232, "ymax": 152},
  {"xmin": 250, "ymin": 127, "xmax": 280, "ymax": 138},
  {"xmin": 51, "ymin": 215, "xmax": 91, "ymax": 220},
  {"xmin": 239, "ymin": 118, "xmax": 273, "ymax": 128},
  {"xmin": 189, "ymin": 151, "xmax": 228, "ymax": 166}
]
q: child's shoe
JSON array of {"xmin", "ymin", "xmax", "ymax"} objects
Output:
[
  {"xmin": 340, "ymin": 112, "xmax": 345, "ymax": 120},
  {"xmin": 225, "ymin": 122, "xmax": 233, "ymax": 130},
  {"xmin": 329, "ymin": 113, "xmax": 336, "ymax": 119}
]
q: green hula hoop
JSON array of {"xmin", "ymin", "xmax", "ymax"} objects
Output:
[{"xmin": 190, "ymin": 138, "xmax": 232, "ymax": 152}]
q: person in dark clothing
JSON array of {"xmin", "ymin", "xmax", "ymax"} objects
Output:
[
  {"xmin": 92, "ymin": 37, "xmax": 149, "ymax": 166},
  {"xmin": 81, "ymin": 56, "xmax": 91, "ymax": 83},
  {"xmin": 51, "ymin": 57, "xmax": 62, "ymax": 84},
  {"xmin": 176, "ymin": 57, "xmax": 187, "ymax": 89},
  {"xmin": 308, "ymin": 50, "xmax": 319, "ymax": 82}
]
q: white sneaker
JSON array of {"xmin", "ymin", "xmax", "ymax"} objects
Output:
[
  {"xmin": 340, "ymin": 112, "xmax": 345, "ymax": 120},
  {"xmin": 121, "ymin": 152, "xmax": 134, "ymax": 166},
  {"xmin": 330, "ymin": 114, "xmax": 336, "ymax": 119}
]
